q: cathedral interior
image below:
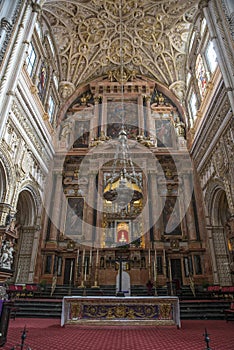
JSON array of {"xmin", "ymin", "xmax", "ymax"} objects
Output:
[{"xmin": 0, "ymin": 0, "xmax": 234, "ymax": 293}]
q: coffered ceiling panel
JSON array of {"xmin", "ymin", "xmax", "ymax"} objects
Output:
[{"xmin": 42, "ymin": 0, "xmax": 199, "ymax": 100}]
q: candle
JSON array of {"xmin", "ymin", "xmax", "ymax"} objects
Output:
[
  {"xmin": 96, "ymin": 249, "xmax": 99, "ymax": 266},
  {"xmin": 84, "ymin": 259, "xmax": 87, "ymax": 281},
  {"xmin": 82, "ymin": 249, "xmax": 85, "ymax": 265},
  {"xmin": 154, "ymin": 262, "xmax": 156, "ymax": 282},
  {"xmin": 148, "ymin": 248, "xmax": 151, "ymax": 265},
  {"xmin": 169, "ymin": 258, "xmax": 172, "ymax": 281},
  {"xmin": 76, "ymin": 249, "xmax": 79, "ymax": 264},
  {"xmin": 70, "ymin": 260, "xmax": 74, "ymax": 281},
  {"xmin": 90, "ymin": 249, "xmax": 92, "ymax": 265},
  {"xmin": 154, "ymin": 249, "xmax": 157, "ymax": 281}
]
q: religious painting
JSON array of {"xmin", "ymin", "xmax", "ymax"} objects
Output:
[
  {"xmin": 107, "ymin": 101, "xmax": 138, "ymax": 139},
  {"xmin": 155, "ymin": 119, "xmax": 172, "ymax": 147},
  {"xmin": 162, "ymin": 196, "xmax": 182, "ymax": 235},
  {"xmin": 65, "ymin": 197, "xmax": 84, "ymax": 236},
  {"xmin": 37, "ymin": 62, "xmax": 47, "ymax": 100},
  {"xmin": 195, "ymin": 54, "xmax": 207, "ymax": 97},
  {"xmin": 73, "ymin": 120, "xmax": 90, "ymax": 148},
  {"xmin": 116, "ymin": 222, "xmax": 129, "ymax": 244}
]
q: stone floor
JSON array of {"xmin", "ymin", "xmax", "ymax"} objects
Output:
[{"xmin": 3, "ymin": 318, "xmax": 234, "ymax": 350}]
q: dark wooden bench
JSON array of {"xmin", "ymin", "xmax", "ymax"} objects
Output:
[{"xmin": 224, "ymin": 302, "xmax": 234, "ymax": 322}]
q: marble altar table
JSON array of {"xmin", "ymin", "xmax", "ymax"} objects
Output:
[{"xmin": 61, "ymin": 296, "xmax": 181, "ymax": 328}]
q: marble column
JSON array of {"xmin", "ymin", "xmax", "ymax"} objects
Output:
[
  {"xmin": 90, "ymin": 96, "xmax": 100, "ymax": 140},
  {"xmin": 138, "ymin": 94, "xmax": 144, "ymax": 135},
  {"xmin": 200, "ymin": 0, "xmax": 234, "ymax": 113},
  {"xmin": 144, "ymin": 95, "xmax": 151, "ymax": 136},
  {"xmin": 101, "ymin": 96, "xmax": 107, "ymax": 135},
  {"xmin": 149, "ymin": 170, "xmax": 161, "ymax": 241},
  {"xmin": 206, "ymin": 223, "xmax": 219, "ymax": 284},
  {"xmin": 183, "ymin": 174, "xmax": 197, "ymax": 241},
  {"xmin": 0, "ymin": 1, "xmax": 41, "ymax": 138},
  {"xmin": 0, "ymin": 0, "xmax": 20, "ymax": 50},
  {"xmin": 50, "ymin": 173, "xmax": 63, "ymax": 241},
  {"xmin": 83, "ymin": 171, "xmax": 96, "ymax": 243}
]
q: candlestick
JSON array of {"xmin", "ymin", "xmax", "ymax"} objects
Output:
[
  {"xmin": 82, "ymin": 249, "xmax": 85, "ymax": 264},
  {"xmin": 154, "ymin": 249, "xmax": 157, "ymax": 281},
  {"xmin": 70, "ymin": 260, "xmax": 74, "ymax": 281},
  {"xmin": 148, "ymin": 248, "xmax": 151, "ymax": 265},
  {"xmin": 76, "ymin": 249, "xmax": 79, "ymax": 264},
  {"xmin": 169, "ymin": 258, "xmax": 172, "ymax": 281},
  {"xmin": 96, "ymin": 249, "xmax": 99, "ymax": 266},
  {"xmin": 84, "ymin": 259, "xmax": 87, "ymax": 281},
  {"xmin": 90, "ymin": 249, "xmax": 92, "ymax": 265}
]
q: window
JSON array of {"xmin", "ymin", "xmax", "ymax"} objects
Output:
[
  {"xmin": 157, "ymin": 256, "xmax": 163, "ymax": 274},
  {"xmin": 38, "ymin": 63, "xmax": 47, "ymax": 99},
  {"xmin": 48, "ymin": 95, "xmax": 55, "ymax": 123},
  {"xmin": 195, "ymin": 54, "xmax": 207, "ymax": 97},
  {"xmin": 206, "ymin": 41, "xmax": 218, "ymax": 73},
  {"xmin": 35, "ymin": 22, "xmax": 42, "ymax": 40},
  {"xmin": 188, "ymin": 32, "xmax": 195, "ymax": 53},
  {"xmin": 53, "ymin": 74, "xmax": 59, "ymax": 90},
  {"xmin": 194, "ymin": 255, "xmax": 202, "ymax": 275},
  {"xmin": 189, "ymin": 92, "xmax": 197, "ymax": 125},
  {"xmin": 45, "ymin": 255, "xmax": 52, "ymax": 274},
  {"xmin": 186, "ymin": 72, "xmax": 191, "ymax": 87},
  {"xmin": 48, "ymin": 35, "xmax": 55, "ymax": 56},
  {"xmin": 201, "ymin": 18, "xmax": 207, "ymax": 36},
  {"xmin": 25, "ymin": 42, "xmax": 36, "ymax": 76}
]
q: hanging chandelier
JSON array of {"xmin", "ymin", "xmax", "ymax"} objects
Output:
[
  {"xmin": 103, "ymin": 1, "xmax": 142, "ymax": 210},
  {"xmin": 103, "ymin": 129, "xmax": 142, "ymax": 209}
]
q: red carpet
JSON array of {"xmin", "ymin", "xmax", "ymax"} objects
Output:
[{"xmin": 3, "ymin": 318, "xmax": 234, "ymax": 350}]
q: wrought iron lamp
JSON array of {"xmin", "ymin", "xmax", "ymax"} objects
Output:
[{"xmin": 103, "ymin": 1, "xmax": 142, "ymax": 210}]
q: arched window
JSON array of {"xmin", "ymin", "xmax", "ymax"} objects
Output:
[
  {"xmin": 25, "ymin": 42, "xmax": 37, "ymax": 77},
  {"xmin": 195, "ymin": 54, "xmax": 207, "ymax": 97},
  {"xmin": 205, "ymin": 41, "xmax": 218, "ymax": 73}
]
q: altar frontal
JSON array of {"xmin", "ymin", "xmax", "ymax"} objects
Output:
[{"xmin": 61, "ymin": 296, "xmax": 181, "ymax": 328}]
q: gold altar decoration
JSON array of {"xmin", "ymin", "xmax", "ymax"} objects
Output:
[{"xmin": 61, "ymin": 296, "xmax": 181, "ymax": 327}]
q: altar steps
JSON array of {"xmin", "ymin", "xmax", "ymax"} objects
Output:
[
  {"xmin": 11, "ymin": 298, "xmax": 231, "ymax": 320},
  {"xmin": 35, "ymin": 285, "xmax": 168, "ymax": 299},
  {"xmin": 180, "ymin": 300, "xmax": 231, "ymax": 320}
]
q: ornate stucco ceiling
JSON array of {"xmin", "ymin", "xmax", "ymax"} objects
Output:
[{"xmin": 42, "ymin": 0, "xmax": 199, "ymax": 101}]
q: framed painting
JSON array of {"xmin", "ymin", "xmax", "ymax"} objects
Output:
[
  {"xmin": 162, "ymin": 196, "xmax": 182, "ymax": 235},
  {"xmin": 65, "ymin": 197, "xmax": 84, "ymax": 236},
  {"xmin": 73, "ymin": 120, "xmax": 90, "ymax": 148},
  {"xmin": 155, "ymin": 119, "xmax": 172, "ymax": 147},
  {"xmin": 107, "ymin": 101, "xmax": 138, "ymax": 139}
]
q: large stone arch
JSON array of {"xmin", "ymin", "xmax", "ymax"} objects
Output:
[
  {"xmin": 0, "ymin": 151, "xmax": 16, "ymax": 199},
  {"xmin": 14, "ymin": 183, "xmax": 42, "ymax": 283},
  {"xmin": 205, "ymin": 179, "xmax": 232, "ymax": 286},
  {"xmin": 57, "ymin": 75, "xmax": 186, "ymax": 125},
  {"xmin": 0, "ymin": 160, "xmax": 7, "ymax": 203},
  {"xmin": 0, "ymin": 151, "xmax": 16, "ymax": 225}
]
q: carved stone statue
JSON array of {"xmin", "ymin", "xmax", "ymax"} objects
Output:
[
  {"xmin": 0, "ymin": 240, "xmax": 14, "ymax": 270},
  {"xmin": 174, "ymin": 116, "xmax": 185, "ymax": 137}
]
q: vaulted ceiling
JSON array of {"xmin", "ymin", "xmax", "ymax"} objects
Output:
[{"xmin": 42, "ymin": 0, "xmax": 200, "ymax": 101}]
